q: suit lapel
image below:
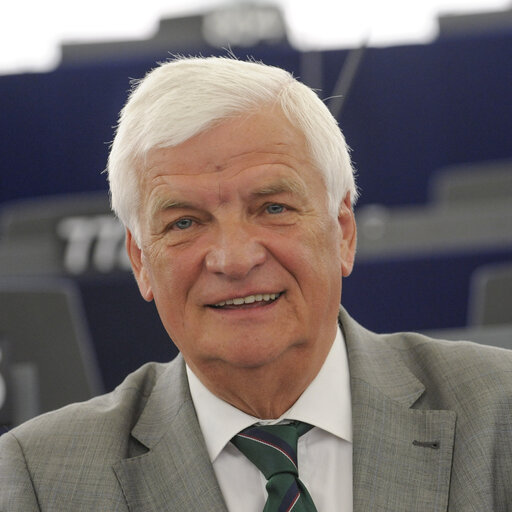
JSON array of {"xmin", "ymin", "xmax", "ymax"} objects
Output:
[
  {"xmin": 113, "ymin": 357, "xmax": 228, "ymax": 512},
  {"xmin": 341, "ymin": 309, "xmax": 456, "ymax": 512}
]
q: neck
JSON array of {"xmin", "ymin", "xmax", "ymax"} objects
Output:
[{"xmin": 191, "ymin": 340, "xmax": 333, "ymax": 419}]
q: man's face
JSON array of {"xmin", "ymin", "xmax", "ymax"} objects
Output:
[{"xmin": 127, "ymin": 107, "xmax": 356, "ymax": 402}]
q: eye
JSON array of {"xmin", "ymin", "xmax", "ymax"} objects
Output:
[
  {"xmin": 173, "ymin": 218, "xmax": 194, "ymax": 230},
  {"xmin": 265, "ymin": 203, "xmax": 285, "ymax": 214}
]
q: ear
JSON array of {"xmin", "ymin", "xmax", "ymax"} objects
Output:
[
  {"xmin": 338, "ymin": 194, "xmax": 357, "ymax": 277},
  {"xmin": 125, "ymin": 228, "xmax": 154, "ymax": 302}
]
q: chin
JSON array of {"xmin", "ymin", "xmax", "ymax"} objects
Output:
[{"xmin": 220, "ymin": 337, "xmax": 306, "ymax": 371}]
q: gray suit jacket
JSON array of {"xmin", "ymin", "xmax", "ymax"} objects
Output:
[{"xmin": 1, "ymin": 308, "xmax": 512, "ymax": 511}]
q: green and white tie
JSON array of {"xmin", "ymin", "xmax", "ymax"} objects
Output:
[{"xmin": 231, "ymin": 421, "xmax": 318, "ymax": 512}]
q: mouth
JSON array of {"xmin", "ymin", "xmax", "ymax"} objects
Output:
[{"xmin": 208, "ymin": 292, "xmax": 283, "ymax": 309}]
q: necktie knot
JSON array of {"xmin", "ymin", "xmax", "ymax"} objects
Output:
[{"xmin": 232, "ymin": 421, "xmax": 317, "ymax": 512}]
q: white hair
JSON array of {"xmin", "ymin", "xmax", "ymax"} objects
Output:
[{"xmin": 107, "ymin": 56, "xmax": 357, "ymax": 243}]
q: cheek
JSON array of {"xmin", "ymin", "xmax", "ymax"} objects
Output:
[
  {"xmin": 299, "ymin": 219, "xmax": 342, "ymax": 266},
  {"xmin": 301, "ymin": 225, "xmax": 344, "ymax": 300},
  {"xmin": 270, "ymin": 229, "xmax": 342, "ymax": 298},
  {"xmin": 145, "ymin": 246, "xmax": 190, "ymax": 299},
  {"xmin": 149, "ymin": 243, "xmax": 213, "ymax": 319}
]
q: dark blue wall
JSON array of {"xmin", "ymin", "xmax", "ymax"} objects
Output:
[{"xmin": 1, "ymin": 33, "xmax": 511, "ymax": 208}]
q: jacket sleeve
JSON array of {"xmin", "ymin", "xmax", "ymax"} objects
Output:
[{"xmin": 0, "ymin": 432, "xmax": 41, "ymax": 512}]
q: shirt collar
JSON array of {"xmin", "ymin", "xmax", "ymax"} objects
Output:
[{"xmin": 186, "ymin": 326, "xmax": 352, "ymax": 463}]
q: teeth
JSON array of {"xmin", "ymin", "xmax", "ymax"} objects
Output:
[{"xmin": 213, "ymin": 293, "xmax": 280, "ymax": 307}]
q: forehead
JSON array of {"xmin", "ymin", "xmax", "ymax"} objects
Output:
[
  {"xmin": 144, "ymin": 108, "xmax": 316, "ymax": 179},
  {"xmin": 138, "ymin": 109, "xmax": 330, "ymax": 220}
]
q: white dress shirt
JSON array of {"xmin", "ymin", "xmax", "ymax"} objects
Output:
[{"xmin": 186, "ymin": 327, "xmax": 353, "ymax": 512}]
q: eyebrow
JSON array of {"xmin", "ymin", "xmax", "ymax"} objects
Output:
[
  {"xmin": 150, "ymin": 197, "xmax": 197, "ymax": 219},
  {"xmin": 249, "ymin": 176, "xmax": 308, "ymax": 200}
]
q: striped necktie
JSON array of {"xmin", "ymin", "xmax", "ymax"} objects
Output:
[{"xmin": 231, "ymin": 421, "xmax": 318, "ymax": 512}]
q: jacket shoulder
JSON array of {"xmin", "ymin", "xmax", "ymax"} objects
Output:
[
  {"xmin": 382, "ymin": 330, "xmax": 512, "ymax": 410},
  {"xmin": 1, "ymin": 360, "xmax": 176, "ymax": 465},
  {"xmin": 18, "ymin": 361, "xmax": 168, "ymax": 433},
  {"xmin": 0, "ymin": 359, "xmax": 181, "ymax": 510}
]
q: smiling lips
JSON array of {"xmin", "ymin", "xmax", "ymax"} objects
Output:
[{"xmin": 211, "ymin": 292, "xmax": 282, "ymax": 308}]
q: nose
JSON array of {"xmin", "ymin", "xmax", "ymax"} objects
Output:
[{"xmin": 205, "ymin": 221, "xmax": 266, "ymax": 279}]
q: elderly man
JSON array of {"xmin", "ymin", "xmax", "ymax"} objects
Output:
[{"xmin": 1, "ymin": 57, "xmax": 511, "ymax": 511}]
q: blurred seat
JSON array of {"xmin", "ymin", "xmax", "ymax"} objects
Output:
[
  {"xmin": 428, "ymin": 159, "xmax": 512, "ymax": 207},
  {"xmin": 0, "ymin": 191, "xmax": 111, "ymax": 239},
  {"xmin": 0, "ymin": 191, "xmax": 129, "ymax": 276},
  {"xmin": 468, "ymin": 262, "xmax": 512, "ymax": 326},
  {"xmin": 355, "ymin": 201, "xmax": 512, "ymax": 260},
  {"xmin": 352, "ymin": 174, "xmax": 512, "ymax": 332},
  {"xmin": 0, "ymin": 277, "xmax": 103, "ymax": 427},
  {"xmin": 0, "ymin": 193, "xmax": 177, "ymax": 393},
  {"xmin": 343, "ymin": 245, "xmax": 512, "ymax": 334},
  {"xmin": 424, "ymin": 323, "xmax": 512, "ymax": 351}
]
